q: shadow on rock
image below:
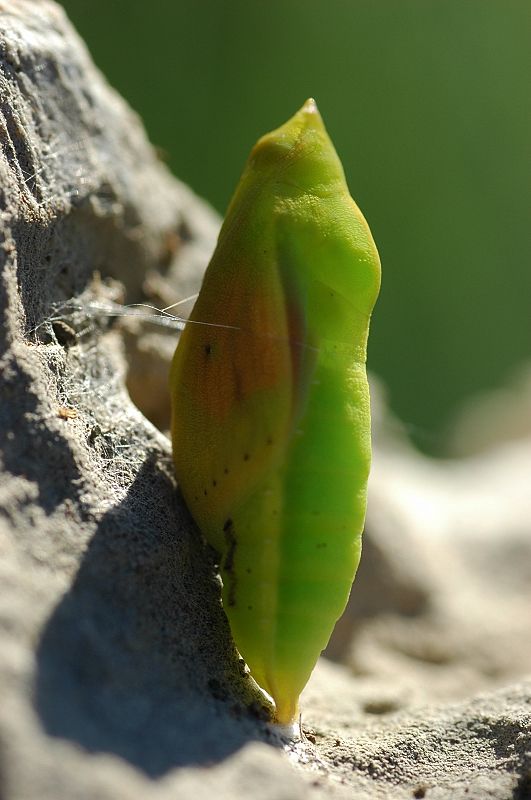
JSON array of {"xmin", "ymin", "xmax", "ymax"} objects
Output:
[
  {"xmin": 0, "ymin": 358, "xmax": 85, "ymax": 516},
  {"xmin": 34, "ymin": 453, "xmax": 274, "ymax": 776}
]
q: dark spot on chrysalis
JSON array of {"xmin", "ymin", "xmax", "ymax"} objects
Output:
[
  {"xmin": 247, "ymin": 605, "xmax": 253, "ymax": 611},
  {"xmin": 316, "ymin": 542, "xmax": 327, "ymax": 549},
  {"xmin": 266, "ymin": 436, "xmax": 273, "ymax": 445},
  {"xmin": 243, "ymin": 453, "xmax": 250, "ymax": 461},
  {"xmin": 222, "ymin": 518, "xmax": 237, "ymax": 607},
  {"xmin": 212, "ymin": 479, "xmax": 217, "ymax": 487},
  {"xmin": 224, "ymin": 467, "xmax": 229, "ymax": 475},
  {"xmin": 203, "ymin": 489, "xmax": 208, "ymax": 496},
  {"xmin": 246, "ymin": 567, "xmax": 252, "ymax": 574},
  {"xmin": 204, "ymin": 343, "xmax": 212, "ymax": 356}
]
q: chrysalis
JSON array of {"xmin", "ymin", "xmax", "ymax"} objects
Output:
[{"xmin": 170, "ymin": 99, "xmax": 381, "ymax": 724}]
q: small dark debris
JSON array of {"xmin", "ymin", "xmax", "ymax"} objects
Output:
[
  {"xmin": 88, "ymin": 425, "xmax": 102, "ymax": 446},
  {"xmin": 52, "ymin": 320, "xmax": 77, "ymax": 348}
]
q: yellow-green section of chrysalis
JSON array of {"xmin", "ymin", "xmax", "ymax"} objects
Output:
[{"xmin": 170, "ymin": 99, "xmax": 381, "ymax": 723}]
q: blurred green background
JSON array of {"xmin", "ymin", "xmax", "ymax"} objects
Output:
[{"xmin": 60, "ymin": 0, "xmax": 531, "ymax": 455}]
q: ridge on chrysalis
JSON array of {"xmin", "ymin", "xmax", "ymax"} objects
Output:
[{"xmin": 170, "ymin": 99, "xmax": 381, "ymax": 724}]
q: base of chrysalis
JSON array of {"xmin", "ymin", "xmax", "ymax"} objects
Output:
[
  {"xmin": 270, "ymin": 702, "xmax": 302, "ymax": 741},
  {"xmin": 268, "ymin": 716, "xmax": 302, "ymax": 742},
  {"xmin": 273, "ymin": 696, "xmax": 300, "ymax": 727}
]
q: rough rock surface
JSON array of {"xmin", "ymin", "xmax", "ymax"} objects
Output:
[{"xmin": 1, "ymin": 3, "xmax": 530, "ymax": 799}]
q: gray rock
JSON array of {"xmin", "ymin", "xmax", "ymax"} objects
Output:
[
  {"xmin": 0, "ymin": 0, "xmax": 275, "ymax": 793},
  {"xmin": 1, "ymin": 2, "xmax": 530, "ymax": 799}
]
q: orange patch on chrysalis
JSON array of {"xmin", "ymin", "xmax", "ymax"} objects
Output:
[{"xmin": 188, "ymin": 262, "xmax": 293, "ymax": 422}]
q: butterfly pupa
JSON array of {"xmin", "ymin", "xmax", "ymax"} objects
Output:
[{"xmin": 170, "ymin": 99, "xmax": 381, "ymax": 724}]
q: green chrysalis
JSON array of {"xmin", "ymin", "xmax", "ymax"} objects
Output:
[{"xmin": 170, "ymin": 99, "xmax": 381, "ymax": 724}]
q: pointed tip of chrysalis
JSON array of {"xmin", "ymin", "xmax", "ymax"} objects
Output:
[
  {"xmin": 246, "ymin": 96, "xmax": 342, "ymax": 188},
  {"xmin": 302, "ymin": 97, "xmax": 318, "ymax": 114},
  {"xmin": 298, "ymin": 97, "xmax": 323, "ymax": 126},
  {"xmin": 257, "ymin": 99, "xmax": 324, "ymax": 154}
]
